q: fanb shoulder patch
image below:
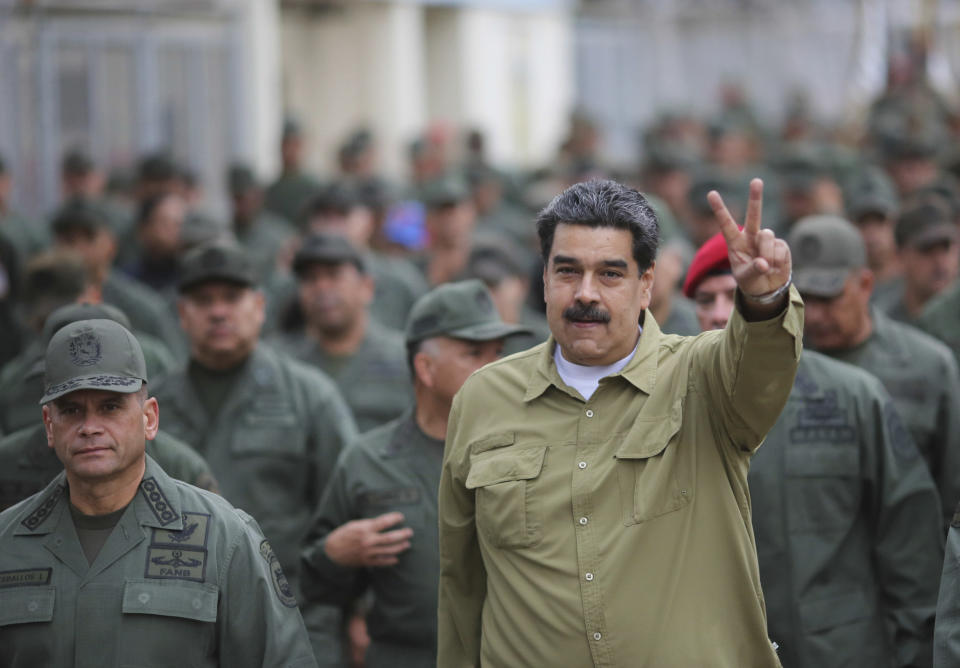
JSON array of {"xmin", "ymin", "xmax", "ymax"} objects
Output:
[
  {"xmin": 139, "ymin": 477, "xmax": 178, "ymax": 526},
  {"xmin": 20, "ymin": 485, "xmax": 65, "ymax": 532},
  {"xmin": 0, "ymin": 568, "xmax": 52, "ymax": 588},
  {"xmin": 259, "ymin": 539, "xmax": 297, "ymax": 608},
  {"xmin": 145, "ymin": 511, "xmax": 210, "ymax": 582}
]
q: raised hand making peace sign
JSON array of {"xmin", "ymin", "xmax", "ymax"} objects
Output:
[{"xmin": 708, "ymin": 178, "xmax": 792, "ymax": 317}]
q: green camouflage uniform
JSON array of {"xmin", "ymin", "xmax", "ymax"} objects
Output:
[
  {"xmin": 0, "ymin": 456, "xmax": 317, "ymax": 668},
  {"xmin": 751, "ymin": 350, "xmax": 942, "ymax": 668}
]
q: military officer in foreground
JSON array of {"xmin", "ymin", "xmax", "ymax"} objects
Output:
[
  {"xmin": 688, "ymin": 231, "xmax": 943, "ymax": 668},
  {"xmin": 151, "ymin": 242, "xmax": 357, "ymax": 615},
  {"xmin": 439, "ymin": 178, "xmax": 802, "ymax": 666},
  {"xmin": 300, "ymin": 280, "xmax": 530, "ymax": 667},
  {"xmin": 0, "ymin": 319, "xmax": 317, "ymax": 667}
]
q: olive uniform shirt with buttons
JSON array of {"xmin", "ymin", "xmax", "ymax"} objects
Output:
[
  {"xmin": 438, "ymin": 287, "xmax": 804, "ymax": 668},
  {"xmin": 820, "ymin": 308, "xmax": 960, "ymax": 528},
  {"xmin": 0, "ymin": 423, "xmax": 219, "ymax": 512},
  {"xmin": 150, "ymin": 344, "xmax": 357, "ymax": 596},
  {"xmin": 750, "ymin": 350, "xmax": 942, "ymax": 668},
  {"xmin": 301, "ymin": 411, "xmax": 443, "ymax": 668},
  {"xmin": 0, "ymin": 455, "xmax": 317, "ymax": 668}
]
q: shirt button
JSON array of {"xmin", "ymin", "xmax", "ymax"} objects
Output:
[
  {"xmin": 579, "ymin": 517, "xmax": 588, "ymax": 525},
  {"xmin": 585, "ymin": 572, "xmax": 594, "ymax": 581},
  {"xmin": 578, "ymin": 461, "xmax": 587, "ymax": 469},
  {"xmin": 585, "ymin": 409, "xmax": 594, "ymax": 418},
  {"xmin": 593, "ymin": 632, "xmax": 602, "ymax": 641},
  {"xmin": 27, "ymin": 601, "xmax": 38, "ymax": 612}
]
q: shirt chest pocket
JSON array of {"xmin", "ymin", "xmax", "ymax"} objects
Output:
[
  {"xmin": 118, "ymin": 579, "xmax": 218, "ymax": 664},
  {"xmin": 466, "ymin": 435, "xmax": 547, "ymax": 549},
  {"xmin": 614, "ymin": 402, "xmax": 690, "ymax": 526},
  {"xmin": 231, "ymin": 410, "xmax": 307, "ymax": 459},
  {"xmin": 0, "ymin": 586, "xmax": 55, "ymax": 665}
]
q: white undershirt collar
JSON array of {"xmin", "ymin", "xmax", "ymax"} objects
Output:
[{"xmin": 553, "ymin": 327, "xmax": 642, "ymax": 401}]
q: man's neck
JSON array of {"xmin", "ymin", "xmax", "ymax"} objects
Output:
[
  {"xmin": 414, "ymin": 390, "xmax": 451, "ymax": 441},
  {"xmin": 871, "ymin": 258, "xmax": 902, "ymax": 284},
  {"xmin": 306, "ymin": 312, "xmax": 369, "ymax": 356},
  {"xmin": 192, "ymin": 349, "xmax": 253, "ymax": 372},
  {"xmin": 66, "ymin": 457, "xmax": 145, "ymax": 515}
]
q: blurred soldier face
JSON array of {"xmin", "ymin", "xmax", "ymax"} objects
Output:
[
  {"xmin": 42, "ymin": 389, "xmax": 158, "ymax": 484},
  {"xmin": 232, "ymin": 188, "xmax": 263, "ymax": 224},
  {"xmin": 901, "ymin": 239, "xmax": 959, "ymax": 304},
  {"xmin": 887, "ymin": 157, "xmax": 938, "ymax": 196},
  {"xmin": 802, "ymin": 270, "xmax": 873, "ymax": 351},
  {"xmin": 298, "ymin": 262, "xmax": 374, "ymax": 338},
  {"xmin": 693, "ymin": 273, "xmax": 737, "ymax": 332},
  {"xmin": 281, "ymin": 136, "xmax": 305, "ymax": 171},
  {"xmin": 55, "ymin": 227, "xmax": 117, "ymax": 282},
  {"xmin": 487, "ymin": 276, "xmax": 529, "ymax": 325},
  {"xmin": 425, "ymin": 201, "xmax": 476, "ymax": 248},
  {"xmin": 854, "ymin": 213, "xmax": 898, "ymax": 272},
  {"xmin": 140, "ymin": 194, "xmax": 185, "ymax": 259},
  {"xmin": 178, "ymin": 282, "xmax": 265, "ymax": 369},
  {"xmin": 543, "ymin": 224, "xmax": 654, "ymax": 366},
  {"xmin": 415, "ymin": 337, "xmax": 504, "ymax": 404}
]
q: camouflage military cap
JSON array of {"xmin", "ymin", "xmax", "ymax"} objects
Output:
[
  {"xmin": 405, "ymin": 280, "xmax": 531, "ymax": 344},
  {"xmin": 293, "ymin": 232, "xmax": 366, "ymax": 276},
  {"xmin": 844, "ymin": 166, "xmax": 898, "ymax": 221},
  {"xmin": 42, "ymin": 302, "xmax": 132, "ymax": 345},
  {"xmin": 41, "ymin": 319, "xmax": 147, "ymax": 404},
  {"xmin": 787, "ymin": 215, "xmax": 866, "ymax": 298},
  {"xmin": 895, "ymin": 199, "xmax": 957, "ymax": 250},
  {"xmin": 421, "ymin": 173, "xmax": 471, "ymax": 208},
  {"xmin": 178, "ymin": 242, "xmax": 257, "ymax": 293}
]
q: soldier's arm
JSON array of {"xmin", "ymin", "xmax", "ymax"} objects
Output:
[
  {"xmin": 934, "ymin": 354, "xmax": 960, "ymax": 531},
  {"xmin": 437, "ymin": 397, "xmax": 485, "ymax": 668},
  {"xmin": 218, "ymin": 511, "xmax": 319, "ymax": 668},
  {"xmin": 866, "ymin": 390, "xmax": 943, "ymax": 668}
]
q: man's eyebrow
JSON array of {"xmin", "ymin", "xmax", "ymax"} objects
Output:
[
  {"xmin": 552, "ymin": 254, "xmax": 580, "ymax": 265},
  {"xmin": 601, "ymin": 259, "xmax": 629, "ymax": 269}
]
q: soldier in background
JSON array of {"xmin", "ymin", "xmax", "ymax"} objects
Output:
[
  {"xmin": 789, "ymin": 214, "xmax": 960, "ymax": 528},
  {"xmin": 301, "ymin": 280, "xmax": 530, "ymax": 667},
  {"xmin": 842, "ymin": 166, "xmax": 902, "ymax": 305},
  {"xmin": 227, "ymin": 163, "xmax": 294, "ymax": 284},
  {"xmin": 688, "ymin": 230, "xmax": 942, "ymax": 668},
  {"xmin": 264, "ymin": 118, "xmax": 323, "ymax": 225},
  {"xmin": 278, "ymin": 233, "xmax": 411, "ymax": 433},
  {"xmin": 0, "ymin": 154, "xmax": 47, "ymax": 261}
]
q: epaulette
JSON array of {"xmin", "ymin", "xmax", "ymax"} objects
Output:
[{"xmin": 20, "ymin": 484, "xmax": 65, "ymax": 532}]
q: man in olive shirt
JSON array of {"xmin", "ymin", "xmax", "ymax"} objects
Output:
[
  {"xmin": 0, "ymin": 318, "xmax": 316, "ymax": 667},
  {"xmin": 150, "ymin": 243, "xmax": 357, "ymax": 610},
  {"xmin": 439, "ymin": 178, "xmax": 802, "ymax": 666},
  {"xmin": 689, "ymin": 230, "xmax": 942, "ymax": 668},
  {"xmin": 278, "ymin": 233, "xmax": 411, "ymax": 432},
  {"xmin": 301, "ymin": 280, "xmax": 529, "ymax": 667},
  {"xmin": 789, "ymin": 215, "xmax": 960, "ymax": 528}
]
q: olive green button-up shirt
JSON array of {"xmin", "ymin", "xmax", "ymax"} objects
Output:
[{"xmin": 438, "ymin": 287, "xmax": 803, "ymax": 668}]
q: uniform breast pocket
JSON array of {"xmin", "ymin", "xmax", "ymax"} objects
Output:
[
  {"xmin": 614, "ymin": 404, "xmax": 690, "ymax": 526},
  {"xmin": 466, "ymin": 444, "xmax": 547, "ymax": 549},
  {"xmin": 231, "ymin": 412, "xmax": 307, "ymax": 460},
  {"xmin": 785, "ymin": 446, "xmax": 860, "ymax": 533},
  {"xmin": 0, "ymin": 585, "xmax": 55, "ymax": 665},
  {"xmin": 118, "ymin": 579, "xmax": 218, "ymax": 666}
]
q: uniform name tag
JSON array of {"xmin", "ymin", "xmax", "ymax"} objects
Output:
[
  {"xmin": 359, "ymin": 487, "xmax": 421, "ymax": 510},
  {"xmin": 0, "ymin": 568, "xmax": 52, "ymax": 587}
]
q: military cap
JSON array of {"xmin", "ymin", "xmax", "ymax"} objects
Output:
[
  {"xmin": 51, "ymin": 202, "xmax": 110, "ymax": 237},
  {"xmin": 307, "ymin": 182, "xmax": 361, "ymax": 216},
  {"xmin": 688, "ymin": 172, "xmax": 743, "ymax": 216},
  {"xmin": 643, "ymin": 141, "xmax": 698, "ymax": 172},
  {"xmin": 137, "ymin": 153, "xmax": 177, "ymax": 183},
  {"xmin": 775, "ymin": 144, "xmax": 826, "ymax": 191},
  {"xmin": 178, "ymin": 242, "xmax": 257, "ymax": 292},
  {"xmin": 895, "ymin": 200, "xmax": 957, "ymax": 250},
  {"xmin": 421, "ymin": 173, "xmax": 470, "ymax": 208},
  {"xmin": 405, "ymin": 279, "xmax": 531, "ymax": 345},
  {"xmin": 466, "ymin": 239, "xmax": 530, "ymax": 285},
  {"xmin": 293, "ymin": 232, "xmax": 366, "ymax": 276},
  {"xmin": 282, "ymin": 117, "xmax": 303, "ymax": 141},
  {"xmin": 787, "ymin": 215, "xmax": 866, "ymax": 298},
  {"xmin": 42, "ymin": 302, "xmax": 132, "ymax": 345},
  {"xmin": 227, "ymin": 163, "xmax": 258, "ymax": 196},
  {"xmin": 40, "ymin": 318, "xmax": 147, "ymax": 404},
  {"xmin": 844, "ymin": 166, "xmax": 898, "ymax": 221}
]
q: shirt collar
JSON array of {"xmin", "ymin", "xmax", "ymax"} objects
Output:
[{"xmin": 524, "ymin": 310, "xmax": 662, "ymax": 402}]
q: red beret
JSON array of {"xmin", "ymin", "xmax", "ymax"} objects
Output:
[{"xmin": 682, "ymin": 231, "xmax": 733, "ymax": 298}]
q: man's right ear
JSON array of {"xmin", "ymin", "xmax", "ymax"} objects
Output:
[{"xmin": 413, "ymin": 351, "xmax": 434, "ymax": 389}]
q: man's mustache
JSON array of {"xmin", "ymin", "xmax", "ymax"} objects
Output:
[{"xmin": 563, "ymin": 303, "xmax": 611, "ymax": 323}]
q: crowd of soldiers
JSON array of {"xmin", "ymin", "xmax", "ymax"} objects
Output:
[{"xmin": 2, "ymin": 60, "xmax": 960, "ymax": 666}]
